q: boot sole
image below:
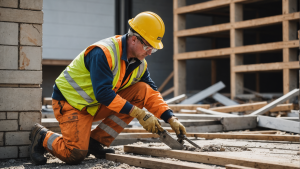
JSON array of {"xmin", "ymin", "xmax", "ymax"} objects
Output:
[{"xmin": 29, "ymin": 123, "xmax": 47, "ymax": 165}]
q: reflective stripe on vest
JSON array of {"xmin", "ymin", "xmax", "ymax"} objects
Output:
[{"xmin": 56, "ymin": 36, "xmax": 147, "ymax": 116}]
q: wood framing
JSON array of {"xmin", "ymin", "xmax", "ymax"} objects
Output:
[
  {"xmin": 173, "ymin": 0, "xmax": 300, "ymax": 98},
  {"xmin": 158, "ymin": 71, "xmax": 174, "ymax": 92},
  {"xmin": 124, "ymin": 146, "xmax": 299, "ymax": 169},
  {"xmin": 106, "ymin": 154, "xmax": 212, "ymax": 169}
]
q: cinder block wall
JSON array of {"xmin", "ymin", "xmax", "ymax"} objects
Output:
[{"xmin": 0, "ymin": 0, "xmax": 43, "ymax": 159}]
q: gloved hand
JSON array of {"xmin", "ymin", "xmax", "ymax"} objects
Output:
[
  {"xmin": 129, "ymin": 106, "xmax": 163, "ymax": 133},
  {"xmin": 168, "ymin": 117, "xmax": 186, "ymax": 135}
]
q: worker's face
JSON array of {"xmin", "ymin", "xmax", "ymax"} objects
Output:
[{"xmin": 133, "ymin": 36, "xmax": 153, "ymax": 60}]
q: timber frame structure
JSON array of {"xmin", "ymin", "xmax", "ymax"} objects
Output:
[{"xmin": 173, "ymin": 0, "xmax": 299, "ymax": 98}]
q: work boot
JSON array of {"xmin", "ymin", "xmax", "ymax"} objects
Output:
[
  {"xmin": 29, "ymin": 123, "xmax": 49, "ymax": 165},
  {"xmin": 87, "ymin": 137, "xmax": 115, "ymax": 159}
]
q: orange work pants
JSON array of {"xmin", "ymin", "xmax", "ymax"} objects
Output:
[{"xmin": 42, "ymin": 82, "xmax": 165, "ymax": 164}]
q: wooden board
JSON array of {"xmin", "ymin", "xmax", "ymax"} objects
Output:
[
  {"xmin": 197, "ymin": 107, "xmax": 237, "ymax": 116},
  {"xmin": 187, "ymin": 133, "xmax": 300, "ymax": 142},
  {"xmin": 249, "ymin": 89, "xmax": 299, "ymax": 115},
  {"xmin": 257, "ymin": 115, "xmax": 300, "ymax": 133},
  {"xmin": 210, "ymin": 102, "xmax": 267, "ymax": 113},
  {"xmin": 160, "ymin": 120, "xmax": 220, "ymax": 127},
  {"xmin": 168, "ymin": 104, "xmax": 210, "ymax": 112},
  {"xmin": 165, "ymin": 94, "xmax": 187, "ymax": 104},
  {"xmin": 226, "ymin": 164, "xmax": 258, "ymax": 169},
  {"xmin": 233, "ymin": 61, "xmax": 299, "ymax": 73},
  {"xmin": 175, "ymin": 0, "xmax": 231, "ymax": 14},
  {"xmin": 106, "ymin": 153, "xmax": 213, "ymax": 169},
  {"xmin": 180, "ymin": 81, "xmax": 225, "ymax": 104},
  {"xmin": 124, "ymin": 146, "xmax": 299, "ymax": 169}
]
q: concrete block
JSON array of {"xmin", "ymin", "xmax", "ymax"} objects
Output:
[
  {"xmin": 20, "ymin": 0, "xmax": 43, "ymax": 10},
  {"xmin": 0, "ymin": 70, "xmax": 42, "ymax": 84},
  {"xmin": 0, "ymin": 120, "xmax": 18, "ymax": 131},
  {"xmin": 0, "ymin": 88, "xmax": 42, "ymax": 111},
  {"xmin": 20, "ymin": 24, "xmax": 42, "ymax": 46},
  {"xmin": 0, "ymin": 46, "xmax": 18, "ymax": 69},
  {"xmin": 19, "ymin": 146, "xmax": 29, "ymax": 157},
  {"xmin": 7, "ymin": 112, "xmax": 18, "ymax": 119},
  {"xmin": 0, "ymin": 0, "xmax": 18, "ymax": 8},
  {"xmin": 0, "ymin": 146, "xmax": 18, "ymax": 159},
  {"xmin": 19, "ymin": 46, "xmax": 42, "ymax": 70},
  {"xmin": 20, "ymin": 112, "xmax": 41, "ymax": 130},
  {"xmin": 0, "ymin": 112, "xmax": 6, "ymax": 119},
  {"xmin": 5, "ymin": 132, "xmax": 31, "ymax": 145},
  {"xmin": 0, "ymin": 22, "xmax": 18, "ymax": 45},
  {"xmin": 0, "ymin": 132, "xmax": 3, "ymax": 146},
  {"xmin": 0, "ymin": 7, "xmax": 43, "ymax": 24}
]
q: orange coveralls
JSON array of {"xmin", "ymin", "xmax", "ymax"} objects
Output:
[{"xmin": 42, "ymin": 82, "xmax": 169, "ymax": 163}]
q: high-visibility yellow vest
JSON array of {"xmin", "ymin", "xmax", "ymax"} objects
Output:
[{"xmin": 55, "ymin": 36, "xmax": 147, "ymax": 116}]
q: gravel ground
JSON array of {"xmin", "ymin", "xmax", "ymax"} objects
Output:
[{"xmin": 1, "ymin": 137, "xmax": 299, "ymax": 169}]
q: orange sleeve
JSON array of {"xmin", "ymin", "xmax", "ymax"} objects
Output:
[
  {"xmin": 143, "ymin": 84, "xmax": 170, "ymax": 119},
  {"xmin": 107, "ymin": 94, "xmax": 127, "ymax": 113}
]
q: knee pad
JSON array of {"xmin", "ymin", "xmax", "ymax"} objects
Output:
[{"xmin": 65, "ymin": 148, "xmax": 88, "ymax": 165}]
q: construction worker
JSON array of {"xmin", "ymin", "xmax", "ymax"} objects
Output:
[{"xmin": 29, "ymin": 11, "xmax": 186, "ymax": 165}]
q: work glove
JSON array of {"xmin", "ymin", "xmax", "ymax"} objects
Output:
[
  {"xmin": 129, "ymin": 106, "xmax": 164, "ymax": 134},
  {"xmin": 169, "ymin": 117, "xmax": 187, "ymax": 135}
]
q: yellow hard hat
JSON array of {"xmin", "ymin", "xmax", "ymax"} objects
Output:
[{"xmin": 128, "ymin": 11, "xmax": 165, "ymax": 49}]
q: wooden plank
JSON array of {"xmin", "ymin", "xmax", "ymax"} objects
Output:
[
  {"xmin": 158, "ymin": 71, "xmax": 174, "ymax": 92},
  {"xmin": 179, "ymin": 109, "xmax": 197, "ymax": 114},
  {"xmin": 168, "ymin": 104, "xmax": 210, "ymax": 112},
  {"xmin": 249, "ymin": 89, "xmax": 299, "ymax": 115},
  {"xmin": 160, "ymin": 120, "xmax": 220, "ymax": 127},
  {"xmin": 257, "ymin": 115, "xmax": 300, "ymax": 133},
  {"xmin": 210, "ymin": 102, "xmax": 267, "ymax": 113},
  {"xmin": 42, "ymin": 59, "xmax": 71, "ymax": 66},
  {"xmin": 122, "ymin": 128, "xmax": 174, "ymax": 133},
  {"xmin": 180, "ymin": 81, "xmax": 225, "ymax": 104},
  {"xmin": 124, "ymin": 146, "xmax": 299, "ymax": 169},
  {"xmin": 174, "ymin": 113, "xmax": 228, "ymax": 120},
  {"xmin": 212, "ymin": 93, "xmax": 239, "ymax": 106},
  {"xmin": 221, "ymin": 116, "xmax": 257, "ymax": 131},
  {"xmin": 175, "ymin": 23, "xmax": 231, "ymax": 37},
  {"xmin": 161, "ymin": 87, "xmax": 174, "ymax": 97},
  {"xmin": 165, "ymin": 94, "xmax": 187, "ymax": 104},
  {"xmin": 197, "ymin": 107, "xmax": 237, "ymax": 116},
  {"xmin": 185, "ymin": 125, "xmax": 223, "ymax": 133},
  {"xmin": 175, "ymin": 0, "xmax": 230, "ymax": 14},
  {"xmin": 269, "ymin": 103, "xmax": 294, "ymax": 112},
  {"xmin": 226, "ymin": 164, "xmax": 258, "ymax": 169},
  {"xmin": 188, "ymin": 133, "xmax": 300, "ymax": 142},
  {"xmin": 106, "ymin": 153, "xmax": 212, "ymax": 169},
  {"xmin": 233, "ymin": 61, "xmax": 299, "ymax": 73},
  {"xmin": 175, "ymin": 41, "xmax": 299, "ymax": 60}
]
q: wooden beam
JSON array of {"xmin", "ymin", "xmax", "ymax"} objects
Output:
[
  {"xmin": 168, "ymin": 104, "xmax": 210, "ymax": 112},
  {"xmin": 233, "ymin": 61, "xmax": 299, "ymax": 73},
  {"xmin": 180, "ymin": 81, "xmax": 225, "ymax": 104},
  {"xmin": 161, "ymin": 120, "xmax": 220, "ymax": 127},
  {"xmin": 161, "ymin": 87, "xmax": 174, "ymax": 97},
  {"xmin": 249, "ymin": 89, "xmax": 299, "ymax": 115},
  {"xmin": 106, "ymin": 153, "xmax": 212, "ymax": 169},
  {"xmin": 269, "ymin": 103, "xmax": 294, "ymax": 112},
  {"xmin": 174, "ymin": 41, "xmax": 299, "ymax": 60},
  {"xmin": 257, "ymin": 115, "xmax": 300, "ymax": 133},
  {"xmin": 175, "ymin": 0, "xmax": 231, "ymax": 14},
  {"xmin": 175, "ymin": 23, "xmax": 231, "ymax": 37},
  {"xmin": 197, "ymin": 107, "xmax": 237, "ymax": 116},
  {"xmin": 179, "ymin": 109, "xmax": 197, "ymax": 114},
  {"xmin": 158, "ymin": 71, "xmax": 174, "ymax": 92},
  {"xmin": 226, "ymin": 164, "xmax": 258, "ymax": 169},
  {"xmin": 165, "ymin": 94, "xmax": 187, "ymax": 104},
  {"xmin": 42, "ymin": 59, "xmax": 72, "ymax": 66},
  {"xmin": 210, "ymin": 102, "xmax": 267, "ymax": 113},
  {"xmin": 124, "ymin": 146, "xmax": 299, "ymax": 169}
]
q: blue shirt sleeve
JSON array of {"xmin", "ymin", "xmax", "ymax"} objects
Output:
[
  {"xmin": 85, "ymin": 47, "xmax": 133, "ymax": 114},
  {"xmin": 140, "ymin": 68, "xmax": 158, "ymax": 91}
]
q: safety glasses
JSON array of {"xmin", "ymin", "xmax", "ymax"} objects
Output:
[{"xmin": 135, "ymin": 35, "xmax": 158, "ymax": 54}]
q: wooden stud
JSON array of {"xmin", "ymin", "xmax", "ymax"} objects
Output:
[
  {"xmin": 158, "ymin": 71, "xmax": 174, "ymax": 92},
  {"xmin": 124, "ymin": 146, "xmax": 299, "ymax": 169},
  {"xmin": 106, "ymin": 153, "xmax": 212, "ymax": 169},
  {"xmin": 233, "ymin": 61, "xmax": 299, "ymax": 72},
  {"xmin": 161, "ymin": 87, "xmax": 174, "ymax": 97}
]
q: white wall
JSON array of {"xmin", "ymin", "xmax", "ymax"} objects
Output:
[{"xmin": 42, "ymin": 0, "xmax": 115, "ymax": 60}]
